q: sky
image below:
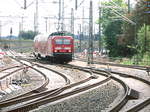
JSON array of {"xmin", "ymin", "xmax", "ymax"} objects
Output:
[{"xmin": 0, "ymin": 0, "xmax": 136, "ymax": 37}]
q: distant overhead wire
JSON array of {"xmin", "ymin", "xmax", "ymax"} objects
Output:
[
  {"xmin": 39, "ymin": 0, "xmax": 58, "ymax": 18},
  {"xmin": 13, "ymin": 0, "xmax": 22, "ymax": 8},
  {"xmin": 13, "ymin": 0, "xmax": 36, "ymax": 9},
  {"xmin": 78, "ymin": 0, "xmax": 86, "ymax": 8},
  {"xmin": 112, "ymin": 8, "xmax": 136, "ymax": 25},
  {"xmin": 109, "ymin": 0, "xmax": 127, "ymax": 12},
  {"xmin": 26, "ymin": 0, "xmax": 36, "ymax": 9}
]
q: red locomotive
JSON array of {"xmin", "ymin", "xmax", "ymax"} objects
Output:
[{"xmin": 33, "ymin": 31, "xmax": 74, "ymax": 63}]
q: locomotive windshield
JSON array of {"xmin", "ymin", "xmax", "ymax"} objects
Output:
[
  {"xmin": 50, "ymin": 31, "xmax": 73, "ymax": 37},
  {"xmin": 55, "ymin": 39, "xmax": 71, "ymax": 45}
]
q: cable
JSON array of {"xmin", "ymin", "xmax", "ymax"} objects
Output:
[
  {"xmin": 13, "ymin": 0, "xmax": 22, "ymax": 8},
  {"xmin": 109, "ymin": 0, "xmax": 127, "ymax": 12},
  {"xmin": 112, "ymin": 8, "xmax": 136, "ymax": 25},
  {"xmin": 26, "ymin": 0, "xmax": 36, "ymax": 9},
  {"xmin": 78, "ymin": 0, "xmax": 86, "ymax": 8}
]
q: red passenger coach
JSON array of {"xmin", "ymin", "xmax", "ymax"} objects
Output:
[{"xmin": 33, "ymin": 31, "xmax": 74, "ymax": 63}]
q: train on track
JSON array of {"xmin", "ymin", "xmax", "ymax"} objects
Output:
[{"xmin": 33, "ymin": 31, "xmax": 74, "ymax": 63}]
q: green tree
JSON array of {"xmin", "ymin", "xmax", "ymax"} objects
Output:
[
  {"xmin": 18, "ymin": 30, "xmax": 39, "ymax": 40},
  {"xmin": 122, "ymin": 0, "xmax": 150, "ymax": 57},
  {"xmin": 137, "ymin": 24, "xmax": 150, "ymax": 54},
  {"xmin": 100, "ymin": 0, "xmax": 129, "ymax": 57}
]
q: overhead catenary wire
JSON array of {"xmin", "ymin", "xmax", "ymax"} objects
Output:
[
  {"xmin": 26, "ymin": 0, "xmax": 36, "ymax": 9},
  {"xmin": 109, "ymin": 0, "xmax": 127, "ymax": 12},
  {"xmin": 13, "ymin": 0, "xmax": 36, "ymax": 9},
  {"xmin": 100, "ymin": 0, "xmax": 136, "ymax": 25},
  {"xmin": 78, "ymin": 0, "xmax": 86, "ymax": 8},
  {"xmin": 13, "ymin": 0, "xmax": 22, "ymax": 8},
  {"xmin": 112, "ymin": 8, "xmax": 136, "ymax": 25}
]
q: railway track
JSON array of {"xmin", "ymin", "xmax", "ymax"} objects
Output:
[
  {"xmin": 2, "ymin": 51, "xmax": 150, "ymax": 111},
  {"xmin": 0, "ymin": 60, "xmax": 97, "ymax": 111},
  {"xmin": 0, "ymin": 62, "xmax": 50, "ymax": 101},
  {"xmin": 75, "ymin": 57, "xmax": 150, "ymax": 71},
  {"xmin": 0, "ymin": 65, "xmax": 24, "ymax": 80},
  {"xmin": 5, "ymin": 58, "xmax": 130, "ymax": 112},
  {"xmin": 69, "ymin": 60, "xmax": 150, "ymax": 112},
  {"xmin": 110, "ymin": 70, "xmax": 150, "ymax": 112},
  {"xmin": 0, "ymin": 51, "xmax": 85, "ymax": 111}
]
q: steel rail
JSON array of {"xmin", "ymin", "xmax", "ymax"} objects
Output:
[
  {"xmin": 0, "ymin": 58, "xmax": 110, "ymax": 111},
  {"xmin": 5, "ymin": 52, "xmax": 150, "ymax": 111},
  {"xmin": 0, "ymin": 65, "xmax": 49, "ymax": 103},
  {"xmin": 61, "ymin": 64, "xmax": 130, "ymax": 112},
  {"xmin": 0, "ymin": 54, "xmax": 71, "ymax": 106},
  {"xmin": 75, "ymin": 58, "xmax": 150, "ymax": 71},
  {"xmin": 126, "ymin": 97, "xmax": 150, "ymax": 112},
  {"xmin": 110, "ymin": 70, "xmax": 150, "ymax": 111},
  {"xmin": 5, "ymin": 54, "xmax": 131, "ymax": 112},
  {"xmin": 0, "ymin": 58, "xmax": 71, "ymax": 108},
  {"xmin": 0, "ymin": 66, "xmax": 24, "ymax": 80},
  {"xmin": 0, "ymin": 77, "xmax": 92, "ymax": 108},
  {"xmin": 0, "ymin": 65, "xmax": 22, "ymax": 73},
  {"xmin": 0, "ymin": 64, "xmax": 95, "ymax": 111},
  {"xmin": 0, "ymin": 56, "xmax": 50, "ymax": 103},
  {"xmin": 8, "ymin": 56, "xmax": 50, "ymax": 91},
  {"xmin": 25, "ymin": 59, "xmax": 131, "ymax": 112},
  {"xmin": 5, "ymin": 75, "xmax": 111, "ymax": 112},
  {"xmin": 18, "ymin": 57, "xmax": 139, "ymax": 112},
  {"xmin": 69, "ymin": 64, "xmax": 150, "ymax": 111}
]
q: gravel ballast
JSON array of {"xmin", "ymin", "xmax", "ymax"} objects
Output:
[
  {"xmin": 31, "ymin": 81, "xmax": 120, "ymax": 112},
  {"xmin": 0, "ymin": 69, "xmax": 44, "ymax": 101}
]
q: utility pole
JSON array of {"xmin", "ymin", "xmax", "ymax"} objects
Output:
[
  {"xmin": 99, "ymin": 2, "xmax": 101, "ymax": 53},
  {"xmin": 0, "ymin": 21, "xmax": 1, "ymax": 41},
  {"xmin": 9, "ymin": 27, "xmax": 12, "ymax": 49},
  {"xmin": 82, "ymin": 7, "xmax": 84, "ymax": 41},
  {"xmin": 44, "ymin": 17, "xmax": 48, "ymax": 33},
  {"xmin": 21, "ymin": 16, "xmax": 24, "ymax": 31},
  {"xmin": 75, "ymin": 0, "xmax": 78, "ymax": 10},
  {"xmin": 61, "ymin": 0, "xmax": 64, "ymax": 31},
  {"xmin": 144, "ymin": 15, "xmax": 147, "ymax": 52},
  {"xmin": 19, "ymin": 22, "xmax": 22, "ymax": 52},
  {"xmin": 24, "ymin": 0, "xmax": 27, "ymax": 9},
  {"xmin": 79, "ymin": 24, "xmax": 82, "ymax": 52},
  {"xmin": 128, "ymin": 0, "xmax": 130, "ymax": 13},
  {"xmin": 71, "ymin": 8, "xmax": 74, "ymax": 36},
  {"xmin": 0, "ymin": 21, "xmax": 2, "ymax": 49},
  {"xmin": 35, "ymin": 0, "xmax": 38, "ymax": 32},
  {"xmin": 57, "ymin": 0, "xmax": 61, "ymax": 31},
  {"xmin": 88, "ymin": 1, "xmax": 93, "ymax": 64}
]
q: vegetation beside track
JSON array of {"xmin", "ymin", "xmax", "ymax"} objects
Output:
[{"xmin": 0, "ymin": 39, "xmax": 33, "ymax": 52}]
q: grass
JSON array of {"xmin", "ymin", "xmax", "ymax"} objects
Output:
[{"xmin": 120, "ymin": 53, "xmax": 150, "ymax": 66}]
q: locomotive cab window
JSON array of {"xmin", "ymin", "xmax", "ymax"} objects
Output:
[
  {"xmin": 64, "ymin": 39, "xmax": 71, "ymax": 45},
  {"xmin": 55, "ymin": 39, "xmax": 63, "ymax": 44},
  {"xmin": 55, "ymin": 39, "xmax": 71, "ymax": 45}
]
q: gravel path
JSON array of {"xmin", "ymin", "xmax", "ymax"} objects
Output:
[{"xmin": 31, "ymin": 81, "xmax": 120, "ymax": 112}]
